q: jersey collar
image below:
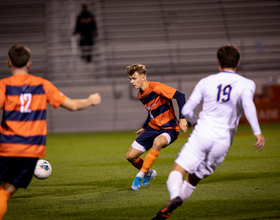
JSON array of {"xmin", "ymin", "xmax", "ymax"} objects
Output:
[{"xmin": 220, "ymin": 70, "xmax": 236, "ymax": 74}]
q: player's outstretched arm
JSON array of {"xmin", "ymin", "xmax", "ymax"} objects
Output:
[
  {"xmin": 254, "ymin": 134, "xmax": 265, "ymax": 151},
  {"xmin": 61, "ymin": 93, "xmax": 101, "ymax": 111}
]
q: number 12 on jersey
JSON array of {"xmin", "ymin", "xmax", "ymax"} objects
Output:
[
  {"xmin": 217, "ymin": 84, "xmax": 232, "ymax": 102},
  {"xmin": 20, "ymin": 93, "xmax": 32, "ymax": 113}
]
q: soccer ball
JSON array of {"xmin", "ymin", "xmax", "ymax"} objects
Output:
[{"xmin": 34, "ymin": 159, "xmax": 52, "ymax": 180}]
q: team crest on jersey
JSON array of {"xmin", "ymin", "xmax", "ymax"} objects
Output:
[{"xmin": 145, "ymin": 103, "xmax": 156, "ymax": 111}]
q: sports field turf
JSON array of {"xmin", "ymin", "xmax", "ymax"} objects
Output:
[{"xmin": 4, "ymin": 123, "xmax": 280, "ymax": 220}]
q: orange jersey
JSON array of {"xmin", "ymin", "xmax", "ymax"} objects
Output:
[
  {"xmin": 139, "ymin": 81, "xmax": 179, "ymax": 132},
  {"xmin": 0, "ymin": 74, "xmax": 66, "ymax": 158}
]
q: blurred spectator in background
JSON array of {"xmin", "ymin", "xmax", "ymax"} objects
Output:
[{"xmin": 73, "ymin": 4, "xmax": 98, "ymax": 62}]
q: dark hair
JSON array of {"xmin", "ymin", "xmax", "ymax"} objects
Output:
[
  {"xmin": 126, "ymin": 64, "xmax": 147, "ymax": 76},
  {"xmin": 217, "ymin": 44, "xmax": 240, "ymax": 69},
  {"xmin": 8, "ymin": 44, "xmax": 31, "ymax": 68}
]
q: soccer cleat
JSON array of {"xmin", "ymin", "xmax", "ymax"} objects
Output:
[
  {"xmin": 141, "ymin": 169, "xmax": 157, "ymax": 186},
  {"xmin": 151, "ymin": 196, "xmax": 183, "ymax": 220},
  {"xmin": 131, "ymin": 176, "xmax": 143, "ymax": 190}
]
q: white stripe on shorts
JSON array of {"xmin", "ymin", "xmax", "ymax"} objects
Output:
[
  {"xmin": 158, "ymin": 132, "xmax": 171, "ymax": 145},
  {"xmin": 132, "ymin": 140, "xmax": 147, "ymax": 152}
]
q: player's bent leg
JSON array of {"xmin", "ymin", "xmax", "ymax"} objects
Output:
[
  {"xmin": 140, "ymin": 148, "xmax": 160, "ymax": 187},
  {"xmin": 169, "ymin": 163, "xmax": 198, "ymax": 202},
  {"xmin": 126, "ymin": 146, "xmax": 146, "ymax": 190},
  {"xmin": 187, "ymin": 172, "xmax": 201, "ymax": 187},
  {"xmin": 131, "ymin": 157, "xmax": 144, "ymax": 170},
  {"xmin": 126, "ymin": 146, "xmax": 144, "ymax": 165},
  {"xmin": 141, "ymin": 135, "xmax": 168, "ymax": 187},
  {"xmin": 141, "ymin": 135, "xmax": 168, "ymax": 173},
  {"xmin": 140, "ymin": 148, "xmax": 160, "ymax": 173},
  {"xmin": 179, "ymin": 180, "xmax": 196, "ymax": 201},
  {"xmin": 167, "ymin": 170, "xmax": 183, "ymax": 200}
]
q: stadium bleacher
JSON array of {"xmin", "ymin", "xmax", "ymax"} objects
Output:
[
  {"xmin": 1, "ymin": 0, "xmax": 280, "ymax": 84},
  {"xmin": 0, "ymin": 0, "xmax": 280, "ymax": 132}
]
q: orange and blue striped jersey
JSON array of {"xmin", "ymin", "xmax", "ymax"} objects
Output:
[
  {"xmin": 138, "ymin": 81, "xmax": 179, "ymax": 132},
  {"xmin": 0, "ymin": 74, "xmax": 66, "ymax": 158}
]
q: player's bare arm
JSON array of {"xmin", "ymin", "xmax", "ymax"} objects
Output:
[
  {"xmin": 179, "ymin": 119, "xmax": 188, "ymax": 133},
  {"xmin": 61, "ymin": 93, "xmax": 101, "ymax": 111}
]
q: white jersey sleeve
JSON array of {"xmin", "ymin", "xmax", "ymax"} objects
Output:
[
  {"xmin": 241, "ymin": 80, "xmax": 262, "ymax": 135},
  {"xmin": 188, "ymin": 78, "xmax": 204, "ymax": 105},
  {"xmin": 182, "ymin": 99, "xmax": 199, "ymax": 125},
  {"xmin": 182, "ymin": 78, "xmax": 206, "ymax": 125}
]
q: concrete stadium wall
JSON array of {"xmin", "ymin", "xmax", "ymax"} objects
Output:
[{"xmin": 47, "ymin": 74, "xmax": 271, "ymax": 133}]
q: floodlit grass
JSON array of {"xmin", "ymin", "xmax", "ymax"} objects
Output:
[{"xmin": 4, "ymin": 123, "xmax": 280, "ymax": 220}]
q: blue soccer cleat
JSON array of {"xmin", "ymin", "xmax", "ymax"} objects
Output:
[
  {"xmin": 141, "ymin": 169, "xmax": 157, "ymax": 186},
  {"xmin": 131, "ymin": 176, "xmax": 143, "ymax": 190}
]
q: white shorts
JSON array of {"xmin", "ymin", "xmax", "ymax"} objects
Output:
[{"xmin": 175, "ymin": 133, "xmax": 229, "ymax": 179}]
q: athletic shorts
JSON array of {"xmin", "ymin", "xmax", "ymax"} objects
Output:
[
  {"xmin": 0, "ymin": 156, "xmax": 38, "ymax": 189},
  {"xmin": 132, "ymin": 126, "xmax": 179, "ymax": 152},
  {"xmin": 175, "ymin": 133, "xmax": 229, "ymax": 179}
]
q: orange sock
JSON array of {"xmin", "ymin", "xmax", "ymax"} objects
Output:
[
  {"xmin": 132, "ymin": 157, "xmax": 144, "ymax": 170},
  {"xmin": 0, "ymin": 186, "xmax": 11, "ymax": 220},
  {"xmin": 141, "ymin": 148, "xmax": 160, "ymax": 173}
]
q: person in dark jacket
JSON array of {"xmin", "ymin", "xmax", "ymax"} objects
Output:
[{"xmin": 73, "ymin": 4, "xmax": 97, "ymax": 62}]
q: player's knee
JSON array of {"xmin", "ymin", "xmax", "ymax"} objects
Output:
[
  {"xmin": 126, "ymin": 152, "xmax": 135, "ymax": 163},
  {"xmin": 152, "ymin": 141, "xmax": 165, "ymax": 151}
]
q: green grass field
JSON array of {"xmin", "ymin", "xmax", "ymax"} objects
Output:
[{"xmin": 4, "ymin": 123, "xmax": 280, "ymax": 220}]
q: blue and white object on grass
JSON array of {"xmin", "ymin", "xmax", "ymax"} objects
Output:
[{"xmin": 34, "ymin": 159, "xmax": 52, "ymax": 180}]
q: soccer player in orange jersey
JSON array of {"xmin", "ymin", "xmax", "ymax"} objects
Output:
[
  {"xmin": 0, "ymin": 44, "xmax": 101, "ymax": 219},
  {"xmin": 126, "ymin": 64, "xmax": 188, "ymax": 190}
]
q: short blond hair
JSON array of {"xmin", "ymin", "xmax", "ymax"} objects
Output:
[{"xmin": 126, "ymin": 64, "xmax": 146, "ymax": 76}]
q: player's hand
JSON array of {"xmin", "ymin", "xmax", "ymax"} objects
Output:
[
  {"xmin": 179, "ymin": 119, "xmax": 188, "ymax": 133},
  {"xmin": 89, "ymin": 93, "xmax": 101, "ymax": 106},
  {"xmin": 135, "ymin": 128, "xmax": 145, "ymax": 137},
  {"xmin": 254, "ymin": 134, "xmax": 265, "ymax": 151}
]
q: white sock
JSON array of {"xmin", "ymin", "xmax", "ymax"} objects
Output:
[
  {"xmin": 136, "ymin": 170, "xmax": 145, "ymax": 178},
  {"xmin": 179, "ymin": 180, "xmax": 196, "ymax": 202},
  {"xmin": 167, "ymin": 171, "xmax": 183, "ymax": 200}
]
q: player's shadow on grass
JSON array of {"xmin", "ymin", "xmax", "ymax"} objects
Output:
[{"xmin": 201, "ymin": 171, "xmax": 279, "ymax": 184}]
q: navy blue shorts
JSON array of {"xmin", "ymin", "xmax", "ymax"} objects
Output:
[
  {"xmin": 132, "ymin": 126, "xmax": 179, "ymax": 152},
  {"xmin": 0, "ymin": 156, "xmax": 38, "ymax": 189}
]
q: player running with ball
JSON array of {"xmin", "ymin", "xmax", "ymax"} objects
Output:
[
  {"xmin": 126, "ymin": 64, "xmax": 188, "ymax": 190},
  {"xmin": 152, "ymin": 44, "xmax": 265, "ymax": 219}
]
